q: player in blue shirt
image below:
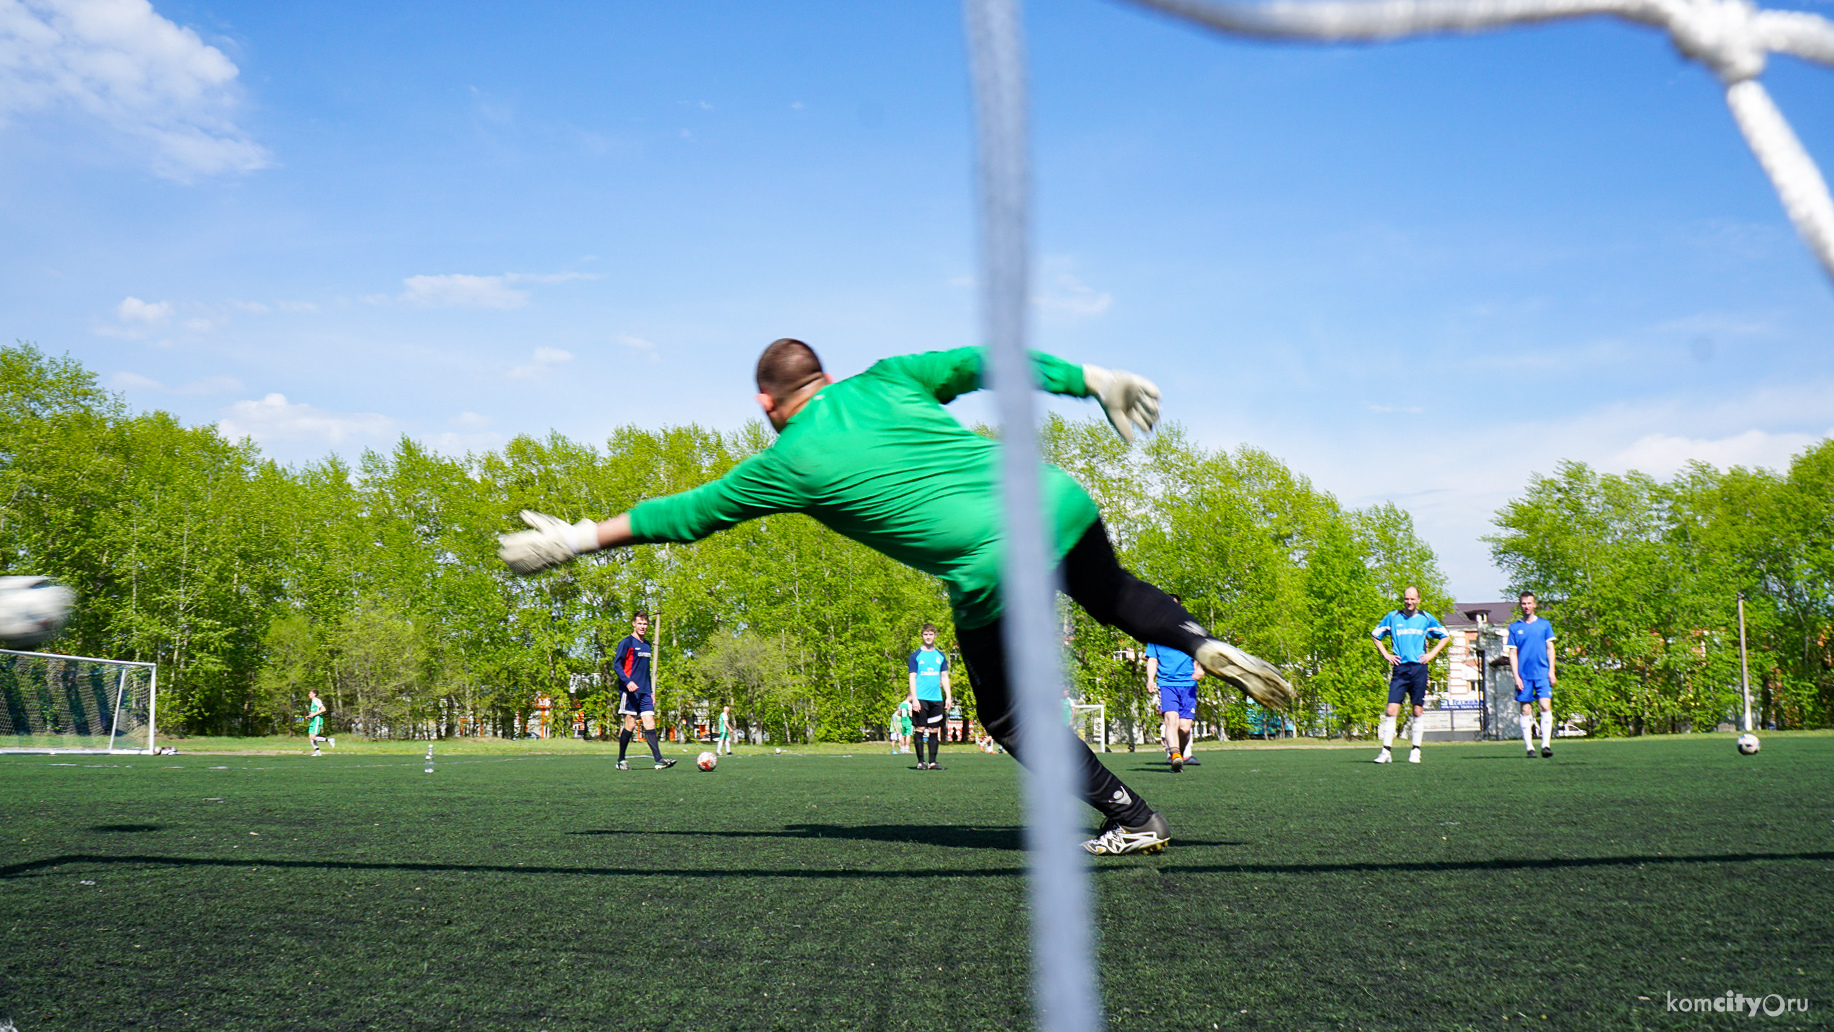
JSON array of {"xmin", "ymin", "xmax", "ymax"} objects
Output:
[
  {"xmin": 1370, "ymin": 586, "xmax": 1450, "ymax": 764},
  {"xmin": 1507, "ymin": 591, "xmax": 1558, "ymax": 758},
  {"xmin": 613, "ymin": 611, "xmax": 676, "ymax": 770},
  {"xmin": 907, "ymin": 622, "xmax": 953, "ymax": 770},
  {"xmin": 1147, "ymin": 593, "xmax": 1204, "ymax": 772}
]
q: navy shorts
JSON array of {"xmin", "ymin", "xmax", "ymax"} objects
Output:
[
  {"xmin": 915, "ymin": 698, "xmax": 948, "ymax": 730},
  {"xmin": 619, "ymin": 688, "xmax": 654, "ymax": 716},
  {"xmin": 1158, "ymin": 683, "xmax": 1197, "ymax": 720},
  {"xmin": 1386, "ymin": 662, "xmax": 1429, "ymax": 708}
]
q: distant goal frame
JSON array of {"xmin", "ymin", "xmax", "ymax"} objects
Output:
[{"xmin": 0, "ymin": 647, "xmax": 159, "ymax": 755}]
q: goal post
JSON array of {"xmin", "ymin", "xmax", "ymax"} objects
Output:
[
  {"xmin": 1070, "ymin": 703, "xmax": 1107, "ymax": 754},
  {"xmin": 0, "ymin": 648, "xmax": 158, "ymax": 755}
]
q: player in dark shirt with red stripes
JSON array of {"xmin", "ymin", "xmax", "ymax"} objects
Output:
[{"xmin": 613, "ymin": 611, "xmax": 676, "ymax": 770}]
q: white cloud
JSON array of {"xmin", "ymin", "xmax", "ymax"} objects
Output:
[
  {"xmin": 111, "ymin": 371, "xmax": 240, "ymax": 394},
  {"xmin": 218, "ymin": 393, "xmax": 393, "ymax": 446},
  {"xmin": 0, "ymin": 0, "xmax": 268, "ymax": 178},
  {"xmin": 394, "ymin": 270, "xmax": 597, "ymax": 309},
  {"xmin": 1032, "ymin": 273, "xmax": 1112, "ymax": 319},
  {"xmin": 115, "ymin": 295, "xmax": 170, "ymax": 323},
  {"xmin": 1613, "ymin": 429, "xmax": 1828, "ymax": 476},
  {"xmin": 615, "ymin": 333, "xmax": 659, "ymax": 362},
  {"xmin": 451, "ymin": 411, "xmax": 491, "ymax": 429},
  {"xmin": 508, "ymin": 346, "xmax": 572, "ymax": 379},
  {"xmin": 399, "ymin": 274, "xmax": 528, "ymax": 310}
]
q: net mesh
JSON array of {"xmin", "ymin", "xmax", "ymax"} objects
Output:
[{"xmin": 0, "ymin": 650, "xmax": 156, "ymax": 753}]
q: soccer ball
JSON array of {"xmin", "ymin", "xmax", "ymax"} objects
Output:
[
  {"xmin": 1736, "ymin": 733, "xmax": 1761, "ymax": 755},
  {"xmin": 0, "ymin": 576, "xmax": 74, "ymax": 649},
  {"xmin": 696, "ymin": 751, "xmax": 718, "ymax": 771}
]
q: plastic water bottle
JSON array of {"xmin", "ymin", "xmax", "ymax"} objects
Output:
[{"xmin": 424, "ymin": 743, "xmax": 434, "ymax": 774}]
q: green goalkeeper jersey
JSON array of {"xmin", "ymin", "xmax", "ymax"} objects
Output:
[{"xmin": 627, "ymin": 347, "xmax": 1102, "ymax": 629}]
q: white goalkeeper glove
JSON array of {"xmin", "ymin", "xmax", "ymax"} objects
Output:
[
  {"xmin": 1082, "ymin": 364, "xmax": 1162, "ymax": 444},
  {"xmin": 497, "ymin": 510, "xmax": 600, "ymax": 575}
]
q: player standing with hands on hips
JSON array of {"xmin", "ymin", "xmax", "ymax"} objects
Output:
[
  {"xmin": 497, "ymin": 339, "xmax": 1293, "ymax": 856},
  {"xmin": 614, "ymin": 611, "xmax": 676, "ymax": 770},
  {"xmin": 908, "ymin": 622, "xmax": 954, "ymax": 770},
  {"xmin": 1370, "ymin": 586, "xmax": 1449, "ymax": 764},
  {"xmin": 1508, "ymin": 591, "xmax": 1557, "ymax": 758}
]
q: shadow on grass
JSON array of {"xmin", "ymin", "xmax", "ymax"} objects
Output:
[
  {"xmin": 569, "ymin": 823, "xmax": 1026, "ymax": 850},
  {"xmin": 89, "ymin": 824, "xmax": 163, "ymax": 833},
  {"xmin": 5, "ymin": 849, "xmax": 1829, "ymax": 883}
]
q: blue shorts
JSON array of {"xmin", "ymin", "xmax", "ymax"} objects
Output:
[
  {"xmin": 619, "ymin": 688, "xmax": 654, "ymax": 716},
  {"xmin": 1516, "ymin": 677, "xmax": 1552, "ymax": 703},
  {"xmin": 1158, "ymin": 683, "xmax": 1197, "ymax": 720},
  {"xmin": 1386, "ymin": 663, "xmax": 1429, "ymax": 708}
]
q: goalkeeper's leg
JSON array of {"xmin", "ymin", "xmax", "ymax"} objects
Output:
[
  {"xmin": 1060, "ymin": 519, "xmax": 1292, "ymax": 709},
  {"xmin": 955, "ymin": 621, "xmax": 1154, "ymax": 828}
]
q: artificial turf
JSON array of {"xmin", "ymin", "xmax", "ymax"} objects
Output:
[{"xmin": 1, "ymin": 735, "xmax": 1830, "ymax": 1031}]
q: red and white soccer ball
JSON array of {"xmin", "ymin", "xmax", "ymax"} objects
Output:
[
  {"xmin": 696, "ymin": 751, "xmax": 718, "ymax": 771},
  {"xmin": 0, "ymin": 576, "xmax": 74, "ymax": 649}
]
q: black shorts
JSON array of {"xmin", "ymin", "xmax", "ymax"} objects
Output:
[
  {"xmin": 1387, "ymin": 662, "xmax": 1429, "ymax": 708},
  {"xmin": 914, "ymin": 698, "xmax": 948, "ymax": 730}
]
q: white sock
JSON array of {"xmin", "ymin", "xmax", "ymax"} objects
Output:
[
  {"xmin": 1378, "ymin": 715, "xmax": 1396, "ymax": 749},
  {"xmin": 1520, "ymin": 714, "xmax": 1535, "ymax": 749},
  {"xmin": 1540, "ymin": 711, "xmax": 1553, "ymax": 747},
  {"xmin": 1410, "ymin": 717, "xmax": 1424, "ymax": 748}
]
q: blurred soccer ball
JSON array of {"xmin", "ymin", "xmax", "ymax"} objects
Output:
[
  {"xmin": 696, "ymin": 751, "xmax": 718, "ymax": 771},
  {"xmin": 1736, "ymin": 733, "xmax": 1760, "ymax": 756},
  {"xmin": 0, "ymin": 576, "xmax": 74, "ymax": 649}
]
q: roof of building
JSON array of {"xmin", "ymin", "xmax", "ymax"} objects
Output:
[{"xmin": 1442, "ymin": 601, "xmax": 1516, "ymax": 628}]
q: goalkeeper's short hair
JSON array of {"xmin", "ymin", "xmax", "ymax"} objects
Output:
[{"xmin": 757, "ymin": 338, "xmax": 825, "ymax": 402}]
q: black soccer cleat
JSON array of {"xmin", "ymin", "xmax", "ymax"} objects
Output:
[
  {"xmin": 1540, "ymin": 745, "xmax": 1553, "ymax": 758},
  {"xmin": 655, "ymin": 758, "xmax": 677, "ymax": 770},
  {"xmin": 1083, "ymin": 811, "xmax": 1172, "ymax": 856},
  {"xmin": 1182, "ymin": 756, "xmax": 1201, "ymax": 766}
]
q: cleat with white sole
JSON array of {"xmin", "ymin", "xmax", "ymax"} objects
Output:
[
  {"xmin": 616, "ymin": 761, "xmax": 630, "ymax": 771},
  {"xmin": 1194, "ymin": 639, "xmax": 1295, "ymax": 711},
  {"xmin": 1373, "ymin": 748, "xmax": 1392, "ymax": 764},
  {"xmin": 1408, "ymin": 747, "xmax": 1421, "ymax": 764},
  {"xmin": 1083, "ymin": 811, "xmax": 1172, "ymax": 856},
  {"xmin": 656, "ymin": 758, "xmax": 678, "ymax": 770}
]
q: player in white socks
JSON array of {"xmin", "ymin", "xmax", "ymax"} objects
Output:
[
  {"xmin": 1370, "ymin": 587, "xmax": 1449, "ymax": 764},
  {"xmin": 1506, "ymin": 591, "xmax": 1558, "ymax": 758}
]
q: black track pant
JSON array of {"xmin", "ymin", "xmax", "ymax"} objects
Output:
[{"xmin": 954, "ymin": 519, "xmax": 1211, "ymax": 825}]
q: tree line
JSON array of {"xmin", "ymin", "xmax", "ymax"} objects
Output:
[
  {"xmin": 1488, "ymin": 448, "xmax": 1834, "ymax": 735},
  {"xmin": 3, "ymin": 342, "xmax": 1827, "ymax": 740}
]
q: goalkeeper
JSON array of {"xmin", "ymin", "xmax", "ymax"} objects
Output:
[{"xmin": 499, "ymin": 339, "xmax": 1292, "ymax": 856}]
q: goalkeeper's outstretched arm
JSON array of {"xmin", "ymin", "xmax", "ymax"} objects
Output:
[{"xmin": 497, "ymin": 511, "xmax": 635, "ymax": 576}]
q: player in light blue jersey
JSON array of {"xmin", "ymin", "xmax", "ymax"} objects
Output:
[
  {"xmin": 1146, "ymin": 593, "xmax": 1204, "ymax": 772},
  {"xmin": 1507, "ymin": 591, "xmax": 1558, "ymax": 758},
  {"xmin": 1370, "ymin": 586, "xmax": 1449, "ymax": 764},
  {"xmin": 907, "ymin": 622, "xmax": 953, "ymax": 770}
]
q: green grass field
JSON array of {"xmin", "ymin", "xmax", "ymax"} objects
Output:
[{"xmin": 2, "ymin": 735, "xmax": 1830, "ymax": 1031}]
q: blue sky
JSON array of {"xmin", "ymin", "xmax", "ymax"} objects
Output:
[{"xmin": 4, "ymin": 0, "xmax": 1832, "ymax": 599}]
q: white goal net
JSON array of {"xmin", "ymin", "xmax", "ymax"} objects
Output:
[
  {"xmin": 0, "ymin": 648, "xmax": 158, "ymax": 754},
  {"xmin": 1070, "ymin": 703, "xmax": 1108, "ymax": 754}
]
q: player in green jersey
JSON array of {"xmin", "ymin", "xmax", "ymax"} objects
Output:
[
  {"xmin": 716, "ymin": 705, "xmax": 737, "ymax": 756},
  {"xmin": 306, "ymin": 688, "xmax": 333, "ymax": 756},
  {"xmin": 499, "ymin": 339, "xmax": 1293, "ymax": 855}
]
